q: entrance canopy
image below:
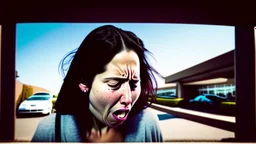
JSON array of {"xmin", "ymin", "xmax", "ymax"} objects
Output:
[{"xmin": 165, "ymin": 50, "xmax": 234, "ymax": 83}]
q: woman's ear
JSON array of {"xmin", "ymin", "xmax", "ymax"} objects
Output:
[{"xmin": 79, "ymin": 83, "xmax": 89, "ymax": 93}]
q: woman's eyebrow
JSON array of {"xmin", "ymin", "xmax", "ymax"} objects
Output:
[
  {"xmin": 103, "ymin": 77, "xmax": 140, "ymax": 82},
  {"xmin": 103, "ymin": 77, "xmax": 128, "ymax": 82}
]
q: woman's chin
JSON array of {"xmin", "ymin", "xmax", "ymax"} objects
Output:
[
  {"xmin": 105, "ymin": 120, "xmax": 124, "ymax": 128},
  {"xmin": 105, "ymin": 113, "xmax": 128, "ymax": 128},
  {"xmin": 105, "ymin": 118, "xmax": 125, "ymax": 128}
]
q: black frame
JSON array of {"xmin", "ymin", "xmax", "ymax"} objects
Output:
[{"xmin": 0, "ymin": 7, "xmax": 256, "ymax": 142}]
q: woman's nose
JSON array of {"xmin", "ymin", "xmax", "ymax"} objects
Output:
[{"xmin": 120, "ymin": 83, "xmax": 132, "ymax": 106}]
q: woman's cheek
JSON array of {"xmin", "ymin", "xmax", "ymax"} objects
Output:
[{"xmin": 95, "ymin": 87, "xmax": 120, "ymax": 105}]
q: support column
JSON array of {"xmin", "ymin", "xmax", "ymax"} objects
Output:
[
  {"xmin": 0, "ymin": 23, "xmax": 16, "ymax": 142},
  {"xmin": 176, "ymin": 82, "xmax": 184, "ymax": 98},
  {"xmin": 235, "ymin": 26, "xmax": 256, "ymax": 142},
  {"xmin": 176, "ymin": 82, "xmax": 198, "ymax": 100}
]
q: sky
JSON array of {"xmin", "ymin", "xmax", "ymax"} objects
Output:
[{"xmin": 16, "ymin": 23, "xmax": 235, "ymax": 94}]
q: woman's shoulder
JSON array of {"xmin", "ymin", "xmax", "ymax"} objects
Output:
[
  {"xmin": 142, "ymin": 108, "xmax": 158, "ymax": 118},
  {"xmin": 31, "ymin": 114, "xmax": 57, "ymax": 142},
  {"xmin": 123, "ymin": 108, "xmax": 163, "ymax": 142},
  {"xmin": 132, "ymin": 107, "xmax": 159, "ymax": 123},
  {"xmin": 37, "ymin": 113, "xmax": 77, "ymax": 126},
  {"xmin": 125, "ymin": 108, "xmax": 160, "ymax": 130},
  {"xmin": 36, "ymin": 113, "xmax": 57, "ymax": 131},
  {"xmin": 32, "ymin": 113, "xmax": 79, "ymax": 142}
]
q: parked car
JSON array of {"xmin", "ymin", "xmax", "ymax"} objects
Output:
[
  {"xmin": 187, "ymin": 94, "xmax": 228, "ymax": 113},
  {"xmin": 17, "ymin": 92, "xmax": 53, "ymax": 116},
  {"xmin": 189, "ymin": 94, "xmax": 227, "ymax": 104},
  {"xmin": 32, "ymin": 92, "xmax": 55, "ymax": 98}
]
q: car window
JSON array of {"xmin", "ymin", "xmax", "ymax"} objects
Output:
[
  {"xmin": 205, "ymin": 95, "xmax": 224, "ymax": 101},
  {"xmin": 27, "ymin": 97, "xmax": 50, "ymax": 101},
  {"xmin": 33, "ymin": 92, "xmax": 50, "ymax": 96},
  {"xmin": 204, "ymin": 94, "xmax": 217, "ymax": 97}
]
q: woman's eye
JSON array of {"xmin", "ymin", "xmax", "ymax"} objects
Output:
[
  {"xmin": 130, "ymin": 84, "xmax": 137, "ymax": 91},
  {"xmin": 108, "ymin": 81, "xmax": 121, "ymax": 90},
  {"xmin": 129, "ymin": 81, "xmax": 138, "ymax": 91}
]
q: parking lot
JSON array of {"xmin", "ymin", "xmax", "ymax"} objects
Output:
[
  {"xmin": 15, "ymin": 107, "xmax": 234, "ymax": 142},
  {"xmin": 15, "ymin": 115, "xmax": 43, "ymax": 142}
]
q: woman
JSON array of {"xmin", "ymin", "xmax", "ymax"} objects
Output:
[{"xmin": 32, "ymin": 25, "xmax": 163, "ymax": 142}]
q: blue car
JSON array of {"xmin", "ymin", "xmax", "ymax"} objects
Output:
[{"xmin": 189, "ymin": 94, "xmax": 227, "ymax": 104}]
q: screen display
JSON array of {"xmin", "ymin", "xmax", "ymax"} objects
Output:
[{"xmin": 15, "ymin": 23, "xmax": 235, "ymax": 142}]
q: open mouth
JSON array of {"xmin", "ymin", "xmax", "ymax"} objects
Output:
[{"xmin": 112, "ymin": 109, "xmax": 129, "ymax": 121}]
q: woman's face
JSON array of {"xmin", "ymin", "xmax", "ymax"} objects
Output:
[{"xmin": 88, "ymin": 49, "xmax": 141, "ymax": 127}]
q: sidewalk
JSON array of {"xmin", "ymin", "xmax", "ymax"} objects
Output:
[
  {"xmin": 148, "ymin": 107, "xmax": 235, "ymax": 142},
  {"xmin": 151, "ymin": 103, "xmax": 235, "ymax": 123}
]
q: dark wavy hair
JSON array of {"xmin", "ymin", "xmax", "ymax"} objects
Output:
[{"xmin": 55, "ymin": 25, "xmax": 163, "ymax": 138}]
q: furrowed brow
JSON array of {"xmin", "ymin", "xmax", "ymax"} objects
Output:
[{"xmin": 103, "ymin": 77, "xmax": 128, "ymax": 82}]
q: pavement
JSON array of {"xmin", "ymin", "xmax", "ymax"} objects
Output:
[
  {"xmin": 15, "ymin": 107, "xmax": 235, "ymax": 142},
  {"xmin": 15, "ymin": 115, "xmax": 43, "ymax": 142},
  {"xmin": 148, "ymin": 107, "xmax": 234, "ymax": 142}
]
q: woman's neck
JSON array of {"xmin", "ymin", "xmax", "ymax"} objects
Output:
[
  {"xmin": 85, "ymin": 114, "xmax": 125, "ymax": 142},
  {"xmin": 92, "ymin": 115, "xmax": 107, "ymax": 132}
]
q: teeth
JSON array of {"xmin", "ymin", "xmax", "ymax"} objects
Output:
[{"xmin": 117, "ymin": 112, "xmax": 126, "ymax": 118}]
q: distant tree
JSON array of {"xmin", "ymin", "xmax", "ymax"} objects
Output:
[{"xmin": 16, "ymin": 70, "xmax": 19, "ymax": 78}]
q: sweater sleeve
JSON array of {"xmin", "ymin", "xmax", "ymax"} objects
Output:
[
  {"xmin": 31, "ymin": 114, "xmax": 56, "ymax": 142},
  {"xmin": 143, "ymin": 108, "xmax": 163, "ymax": 142},
  {"xmin": 124, "ymin": 108, "xmax": 163, "ymax": 142},
  {"xmin": 31, "ymin": 113, "xmax": 82, "ymax": 142}
]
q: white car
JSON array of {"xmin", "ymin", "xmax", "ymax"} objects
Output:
[{"xmin": 17, "ymin": 92, "xmax": 53, "ymax": 116}]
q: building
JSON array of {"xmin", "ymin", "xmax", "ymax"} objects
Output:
[{"xmin": 159, "ymin": 50, "xmax": 235, "ymax": 100}]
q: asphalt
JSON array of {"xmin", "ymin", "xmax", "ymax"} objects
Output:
[
  {"xmin": 15, "ymin": 107, "xmax": 235, "ymax": 142},
  {"xmin": 148, "ymin": 107, "xmax": 235, "ymax": 142}
]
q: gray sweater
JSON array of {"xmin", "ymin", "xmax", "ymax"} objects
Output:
[{"xmin": 32, "ymin": 108, "xmax": 163, "ymax": 142}]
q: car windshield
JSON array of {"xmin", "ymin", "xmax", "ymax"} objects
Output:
[
  {"xmin": 194, "ymin": 95, "xmax": 205, "ymax": 101},
  {"xmin": 27, "ymin": 97, "xmax": 50, "ymax": 101}
]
